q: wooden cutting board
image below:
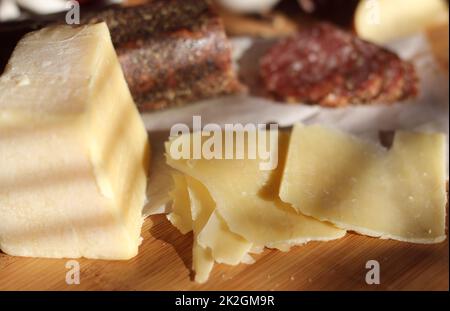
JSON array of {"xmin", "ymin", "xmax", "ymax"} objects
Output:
[{"xmin": 0, "ymin": 213, "xmax": 448, "ymax": 291}]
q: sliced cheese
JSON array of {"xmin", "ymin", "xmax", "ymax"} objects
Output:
[
  {"xmin": 197, "ymin": 210, "xmax": 253, "ymax": 265},
  {"xmin": 187, "ymin": 176, "xmax": 253, "ymax": 267},
  {"xmin": 192, "ymin": 241, "xmax": 214, "ymax": 284},
  {"xmin": 167, "ymin": 173, "xmax": 252, "ymax": 282},
  {"xmin": 143, "ymin": 131, "xmax": 175, "ymax": 217},
  {"xmin": 165, "ymin": 130, "xmax": 345, "ymax": 251},
  {"xmin": 167, "ymin": 174, "xmax": 192, "ymax": 234},
  {"xmin": 280, "ymin": 124, "xmax": 447, "ymax": 244},
  {"xmin": 185, "ymin": 176, "xmax": 215, "ymax": 283},
  {"xmin": 0, "ymin": 23, "xmax": 150, "ymax": 259}
]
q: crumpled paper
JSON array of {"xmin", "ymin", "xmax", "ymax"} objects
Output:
[{"xmin": 142, "ymin": 33, "xmax": 449, "ymax": 217}]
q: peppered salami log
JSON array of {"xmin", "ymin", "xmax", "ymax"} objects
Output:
[
  {"xmin": 260, "ymin": 23, "xmax": 418, "ymax": 107},
  {"xmin": 83, "ymin": 0, "xmax": 244, "ymax": 111}
]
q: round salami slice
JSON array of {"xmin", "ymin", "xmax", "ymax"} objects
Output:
[
  {"xmin": 260, "ymin": 22, "xmax": 418, "ymax": 107},
  {"xmin": 319, "ymin": 38, "xmax": 386, "ymax": 106},
  {"xmin": 373, "ymin": 50, "xmax": 406, "ymax": 104},
  {"xmin": 260, "ymin": 23, "xmax": 355, "ymax": 104},
  {"xmin": 400, "ymin": 61, "xmax": 419, "ymax": 100}
]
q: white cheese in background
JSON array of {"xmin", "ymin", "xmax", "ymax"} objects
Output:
[
  {"xmin": 355, "ymin": 0, "xmax": 449, "ymax": 44},
  {"xmin": 216, "ymin": 0, "xmax": 281, "ymax": 14},
  {"xmin": 16, "ymin": 0, "xmax": 68, "ymax": 15},
  {"xmin": 0, "ymin": 0, "xmax": 20, "ymax": 22},
  {"xmin": 0, "ymin": 23, "xmax": 150, "ymax": 259}
]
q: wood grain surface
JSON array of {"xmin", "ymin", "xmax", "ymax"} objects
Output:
[{"xmin": 0, "ymin": 213, "xmax": 448, "ymax": 291}]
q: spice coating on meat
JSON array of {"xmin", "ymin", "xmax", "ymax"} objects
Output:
[
  {"xmin": 84, "ymin": 0, "xmax": 244, "ymax": 111},
  {"xmin": 260, "ymin": 23, "xmax": 418, "ymax": 107}
]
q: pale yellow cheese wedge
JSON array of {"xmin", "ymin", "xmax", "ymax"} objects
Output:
[
  {"xmin": 355, "ymin": 0, "xmax": 449, "ymax": 44},
  {"xmin": 165, "ymin": 130, "xmax": 346, "ymax": 250},
  {"xmin": 0, "ymin": 23, "xmax": 150, "ymax": 259},
  {"xmin": 280, "ymin": 124, "xmax": 447, "ymax": 244}
]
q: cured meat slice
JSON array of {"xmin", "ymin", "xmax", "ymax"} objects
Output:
[
  {"xmin": 260, "ymin": 23, "xmax": 355, "ymax": 104},
  {"xmin": 83, "ymin": 0, "xmax": 244, "ymax": 111},
  {"xmin": 373, "ymin": 51, "xmax": 407, "ymax": 104},
  {"xmin": 319, "ymin": 38, "xmax": 386, "ymax": 107},
  {"xmin": 260, "ymin": 23, "xmax": 418, "ymax": 107},
  {"xmin": 400, "ymin": 62, "xmax": 420, "ymax": 100}
]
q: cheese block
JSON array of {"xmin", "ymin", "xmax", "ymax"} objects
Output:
[
  {"xmin": 0, "ymin": 23, "xmax": 150, "ymax": 259},
  {"xmin": 280, "ymin": 124, "xmax": 447, "ymax": 244},
  {"xmin": 355, "ymin": 0, "xmax": 449, "ymax": 44},
  {"xmin": 165, "ymin": 130, "xmax": 346, "ymax": 250}
]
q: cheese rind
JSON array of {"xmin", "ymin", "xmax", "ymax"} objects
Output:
[
  {"xmin": 280, "ymin": 124, "xmax": 447, "ymax": 244},
  {"xmin": 0, "ymin": 23, "xmax": 150, "ymax": 259}
]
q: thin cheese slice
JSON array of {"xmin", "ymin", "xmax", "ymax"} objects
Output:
[
  {"xmin": 280, "ymin": 124, "xmax": 447, "ymax": 244},
  {"xmin": 0, "ymin": 23, "xmax": 150, "ymax": 259},
  {"xmin": 165, "ymin": 130, "xmax": 346, "ymax": 250},
  {"xmin": 167, "ymin": 174, "xmax": 251, "ymax": 282},
  {"xmin": 167, "ymin": 174, "xmax": 192, "ymax": 234},
  {"xmin": 187, "ymin": 176, "xmax": 252, "ymax": 269},
  {"xmin": 192, "ymin": 241, "xmax": 214, "ymax": 284},
  {"xmin": 186, "ymin": 176, "xmax": 216, "ymax": 283},
  {"xmin": 143, "ymin": 131, "xmax": 175, "ymax": 217},
  {"xmin": 197, "ymin": 210, "xmax": 253, "ymax": 265}
]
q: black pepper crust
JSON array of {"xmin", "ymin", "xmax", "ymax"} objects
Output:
[{"xmin": 82, "ymin": 0, "xmax": 244, "ymax": 111}]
